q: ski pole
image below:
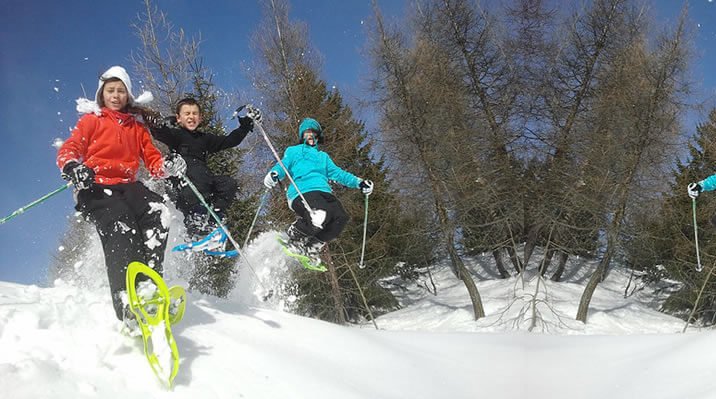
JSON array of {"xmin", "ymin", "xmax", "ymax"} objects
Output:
[
  {"xmin": 0, "ymin": 182, "xmax": 71, "ymax": 225},
  {"xmin": 182, "ymin": 175, "xmax": 239, "ymax": 248},
  {"xmin": 358, "ymin": 194, "xmax": 370, "ymax": 269},
  {"xmin": 247, "ymin": 109, "xmax": 320, "ymax": 218},
  {"xmin": 241, "ymin": 188, "xmax": 270, "ymax": 250},
  {"xmin": 181, "ymin": 175, "xmax": 272, "ymax": 297},
  {"xmin": 693, "ymin": 197, "xmax": 703, "ymax": 272}
]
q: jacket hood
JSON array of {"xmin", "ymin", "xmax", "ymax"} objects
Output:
[{"xmin": 94, "ymin": 65, "xmax": 153, "ymax": 108}]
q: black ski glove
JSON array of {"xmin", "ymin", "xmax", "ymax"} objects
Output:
[
  {"xmin": 164, "ymin": 115, "xmax": 178, "ymax": 126},
  {"xmin": 238, "ymin": 115, "xmax": 254, "ymax": 132},
  {"xmin": 62, "ymin": 161, "xmax": 95, "ymax": 190}
]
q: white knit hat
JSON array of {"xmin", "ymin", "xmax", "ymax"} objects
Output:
[{"xmin": 95, "ymin": 65, "xmax": 152, "ymax": 107}]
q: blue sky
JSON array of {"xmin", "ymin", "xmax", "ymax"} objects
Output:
[{"xmin": 0, "ymin": 0, "xmax": 714, "ymax": 286}]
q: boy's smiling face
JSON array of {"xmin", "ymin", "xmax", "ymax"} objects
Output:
[{"xmin": 176, "ymin": 104, "xmax": 202, "ymax": 131}]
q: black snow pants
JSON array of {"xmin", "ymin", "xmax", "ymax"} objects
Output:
[
  {"xmin": 76, "ymin": 182, "xmax": 169, "ymax": 320},
  {"xmin": 171, "ymin": 162, "xmax": 237, "ymax": 233},
  {"xmin": 290, "ymin": 191, "xmax": 349, "ymax": 243}
]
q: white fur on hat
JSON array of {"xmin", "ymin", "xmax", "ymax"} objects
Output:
[{"xmin": 95, "ymin": 65, "xmax": 153, "ymax": 107}]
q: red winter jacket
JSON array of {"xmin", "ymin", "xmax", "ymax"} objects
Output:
[{"xmin": 57, "ymin": 108, "xmax": 165, "ymax": 185}]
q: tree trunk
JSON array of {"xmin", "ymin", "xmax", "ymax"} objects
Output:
[
  {"xmin": 551, "ymin": 251, "xmax": 569, "ymax": 282},
  {"xmin": 493, "ymin": 249, "xmax": 510, "ymax": 278},
  {"xmin": 322, "ymin": 248, "xmax": 346, "ymax": 325},
  {"xmin": 540, "ymin": 248, "xmax": 555, "ymax": 276},
  {"xmin": 576, "ymin": 244, "xmax": 613, "ymax": 322},
  {"xmin": 425, "ymin": 169, "xmax": 484, "ymax": 319},
  {"xmin": 506, "ymin": 246, "xmax": 523, "ymax": 274},
  {"xmin": 436, "ymin": 199, "xmax": 485, "ymax": 319},
  {"xmin": 447, "ymin": 239, "xmax": 485, "ymax": 319},
  {"xmin": 522, "ymin": 224, "xmax": 541, "ymax": 268},
  {"xmin": 577, "ymin": 202, "xmax": 625, "ymax": 322}
]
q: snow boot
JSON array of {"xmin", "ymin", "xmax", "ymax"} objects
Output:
[
  {"xmin": 304, "ymin": 237, "xmax": 326, "ymax": 266},
  {"xmin": 286, "ymin": 222, "xmax": 310, "ymax": 255}
]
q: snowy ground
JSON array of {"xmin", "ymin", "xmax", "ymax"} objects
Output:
[{"xmin": 1, "ymin": 230, "xmax": 716, "ymax": 399}]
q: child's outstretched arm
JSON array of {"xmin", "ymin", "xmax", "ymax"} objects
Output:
[
  {"xmin": 325, "ymin": 154, "xmax": 361, "ymax": 189},
  {"xmin": 206, "ymin": 109, "xmax": 258, "ymax": 153}
]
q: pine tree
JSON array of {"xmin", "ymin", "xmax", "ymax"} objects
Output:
[
  {"xmin": 251, "ymin": 0, "xmax": 430, "ymax": 323},
  {"xmin": 629, "ymin": 109, "xmax": 716, "ymax": 324},
  {"xmin": 271, "ymin": 68, "xmax": 431, "ymax": 323}
]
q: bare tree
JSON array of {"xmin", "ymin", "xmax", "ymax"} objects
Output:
[
  {"xmin": 132, "ymin": 0, "xmax": 252, "ymax": 297},
  {"xmin": 415, "ymin": 0, "xmax": 526, "ymax": 274},
  {"xmin": 577, "ymin": 10, "xmax": 691, "ymax": 321},
  {"xmin": 131, "ymin": 0, "xmax": 201, "ymax": 115},
  {"xmin": 524, "ymin": 0, "xmax": 638, "ymax": 289},
  {"xmin": 368, "ymin": 1, "xmax": 485, "ymax": 319}
]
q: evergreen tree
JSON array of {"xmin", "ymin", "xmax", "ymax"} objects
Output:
[
  {"xmin": 252, "ymin": 0, "xmax": 430, "ymax": 323},
  {"xmin": 628, "ymin": 109, "xmax": 716, "ymax": 324}
]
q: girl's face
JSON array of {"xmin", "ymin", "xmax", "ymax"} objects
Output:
[
  {"xmin": 303, "ymin": 130, "xmax": 317, "ymax": 145},
  {"xmin": 102, "ymin": 81, "xmax": 129, "ymax": 111}
]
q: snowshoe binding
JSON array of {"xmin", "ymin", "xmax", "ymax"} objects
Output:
[{"xmin": 277, "ymin": 236, "xmax": 327, "ymax": 272}]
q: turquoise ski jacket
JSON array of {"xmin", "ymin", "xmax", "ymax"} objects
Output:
[{"xmin": 270, "ymin": 143, "xmax": 361, "ymax": 203}]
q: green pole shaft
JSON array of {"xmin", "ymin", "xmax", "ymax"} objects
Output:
[
  {"xmin": 182, "ymin": 176, "xmax": 240, "ymax": 249},
  {"xmin": 359, "ymin": 194, "xmax": 370, "ymax": 269},
  {"xmin": 693, "ymin": 197, "xmax": 703, "ymax": 272},
  {"xmin": 182, "ymin": 175, "xmax": 272, "ymax": 296},
  {"xmin": 0, "ymin": 182, "xmax": 71, "ymax": 225}
]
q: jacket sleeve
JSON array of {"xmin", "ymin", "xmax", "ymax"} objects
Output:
[
  {"xmin": 699, "ymin": 175, "xmax": 716, "ymax": 192},
  {"xmin": 325, "ymin": 154, "xmax": 361, "ymax": 189},
  {"xmin": 139, "ymin": 125, "xmax": 166, "ymax": 178},
  {"xmin": 270, "ymin": 146, "xmax": 295, "ymax": 180},
  {"xmin": 150, "ymin": 125, "xmax": 178, "ymax": 150},
  {"xmin": 57, "ymin": 114, "xmax": 95, "ymax": 170},
  {"xmin": 205, "ymin": 126, "xmax": 251, "ymax": 154}
]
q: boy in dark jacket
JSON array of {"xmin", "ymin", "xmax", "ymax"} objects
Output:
[{"xmin": 147, "ymin": 98, "xmax": 260, "ymax": 237}]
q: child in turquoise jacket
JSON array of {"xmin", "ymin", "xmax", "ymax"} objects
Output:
[{"xmin": 264, "ymin": 117, "xmax": 373, "ymax": 262}]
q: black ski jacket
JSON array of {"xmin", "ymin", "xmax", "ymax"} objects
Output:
[
  {"xmin": 150, "ymin": 125, "xmax": 250, "ymax": 163},
  {"xmin": 150, "ymin": 125, "xmax": 250, "ymax": 178}
]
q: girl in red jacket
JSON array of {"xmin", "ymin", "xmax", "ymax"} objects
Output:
[{"xmin": 57, "ymin": 66, "xmax": 185, "ymax": 322}]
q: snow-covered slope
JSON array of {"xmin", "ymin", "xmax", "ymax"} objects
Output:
[{"xmin": 1, "ymin": 231, "xmax": 715, "ymax": 399}]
